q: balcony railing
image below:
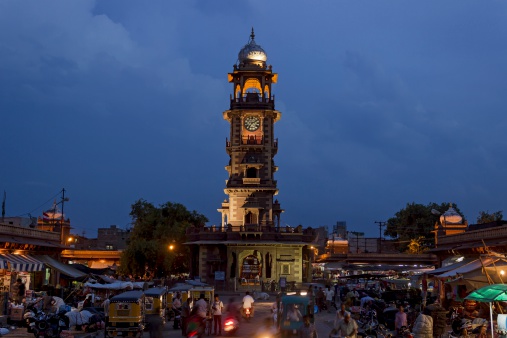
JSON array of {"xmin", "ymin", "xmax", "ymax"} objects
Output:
[
  {"xmin": 230, "ymin": 95, "xmax": 275, "ymax": 110},
  {"xmin": 242, "ymin": 136, "xmax": 263, "ymax": 145},
  {"xmin": 225, "ymin": 138, "xmax": 278, "ymax": 148},
  {"xmin": 0, "ymin": 223, "xmax": 60, "ymax": 241},
  {"xmin": 439, "ymin": 225, "xmax": 507, "ymax": 245},
  {"xmin": 242, "ymin": 178, "xmax": 260, "ymax": 185}
]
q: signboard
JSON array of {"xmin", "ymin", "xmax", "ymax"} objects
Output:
[
  {"xmin": 279, "ymin": 277, "xmax": 286, "ymax": 288},
  {"xmin": 215, "ymin": 271, "xmax": 225, "ymax": 281}
]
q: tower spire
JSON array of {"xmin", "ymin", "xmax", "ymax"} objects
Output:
[{"xmin": 250, "ymin": 27, "xmax": 255, "ymax": 41}]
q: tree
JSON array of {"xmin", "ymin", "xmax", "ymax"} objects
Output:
[
  {"xmin": 476, "ymin": 210, "xmax": 503, "ymax": 224},
  {"xmin": 118, "ymin": 199, "xmax": 208, "ymax": 277},
  {"xmin": 407, "ymin": 236, "xmax": 428, "ymax": 254},
  {"xmin": 385, "ymin": 202, "xmax": 465, "ymax": 252}
]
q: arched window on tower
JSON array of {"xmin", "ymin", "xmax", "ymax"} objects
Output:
[
  {"xmin": 235, "ymin": 84, "xmax": 242, "ymax": 99},
  {"xmin": 246, "ymin": 167, "xmax": 257, "ymax": 178},
  {"xmin": 245, "ymin": 211, "xmax": 258, "ymax": 225}
]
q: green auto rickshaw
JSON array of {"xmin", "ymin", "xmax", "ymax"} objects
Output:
[{"xmin": 279, "ymin": 295, "xmax": 309, "ymax": 338}]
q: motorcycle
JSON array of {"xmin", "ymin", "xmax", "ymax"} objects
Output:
[
  {"xmin": 186, "ymin": 316, "xmax": 206, "ymax": 338},
  {"xmin": 397, "ymin": 326, "xmax": 413, "ymax": 338},
  {"xmin": 32, "ymin": 310, "xmax": 69, "ymax": 338},
  {"xmin": 449, "ymin": 317, "xmax": 488, "ymax": 338},
  {"xmin": 223, "ymin": 316, "xmax": 239, "ymax": 336},
  {"xmin": 173, "ymin": 308, "xmax": 181, "ymax": 330},
  {"xmin": 24, "ymin": 304, "xmax": 46, "ymax": 333},
  {"xmin": 243, "ymin": 307, "xmax": 253, "ymax": 322}
]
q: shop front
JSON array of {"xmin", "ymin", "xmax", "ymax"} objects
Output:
[{"xmin": 0, "ymin": 254, "xmax": 45, "ymax": 315}]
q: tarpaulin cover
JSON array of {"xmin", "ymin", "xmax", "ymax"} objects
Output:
[{"xmin": 465, "ymin": 284, "xmax": 507, "ymax": 302}]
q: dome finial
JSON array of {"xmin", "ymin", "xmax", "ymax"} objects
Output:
[{"xmin": 250, "ymin": 27, "xmax": 255, "ymax": 41}]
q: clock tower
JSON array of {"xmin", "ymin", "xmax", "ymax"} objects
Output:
[
  {"xmin": 218, "ymin": 29, "xmax": 283, "ymax": 230},
  {"xmin": 186, "ymin": 30, "xmax": 315, "ymax": 288}
]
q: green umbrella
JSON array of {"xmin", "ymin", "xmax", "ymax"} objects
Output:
[{"xmin": 465, "ymin": 284, "xmax": 507, "ymax": 337}]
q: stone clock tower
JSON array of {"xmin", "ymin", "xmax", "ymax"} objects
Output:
[
  {"xmin": 218, "ymin": 29, "xmax": 284, "ymax": 229},
  {"xmin": 186, "ymin": 30, "xmax": 315, "ymax": 289}
]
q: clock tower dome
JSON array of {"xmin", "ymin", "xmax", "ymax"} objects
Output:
[{"xmin": 218, "ymin": 29, "xmax": 283, "ymax": 230}]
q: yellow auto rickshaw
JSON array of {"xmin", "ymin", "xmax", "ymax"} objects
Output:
[
  {"xmin": 144, "ymin": 287, "xmax": 167, "ymax": 324},
  {"xmin": 106, "ymin": 290, "xmax": 145, "ymax": 338},
  {"xmin": 188, "ymin": 286, "xmax": 215, "ymax": 335}
]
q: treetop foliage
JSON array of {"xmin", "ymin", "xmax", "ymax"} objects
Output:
[
  {"xmin": 385, "ymin": 202, "xmax": 465, "ymax": 252},
  {"xmin": 119, "ymin": 199, "xmax": 208, "ymax": 277},
  {"xmin": 476, "ymin": 210, "xmax": 503, "ymax": 224}
]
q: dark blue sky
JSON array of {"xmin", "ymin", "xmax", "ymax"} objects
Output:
[{"xmin": 1, "ymin": 1, "xmax": 506, "ymax": 238}]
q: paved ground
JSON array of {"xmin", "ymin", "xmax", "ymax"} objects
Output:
[{"xmin": 2, "ymin": 298, "xmax": 344, "ymax": 338}]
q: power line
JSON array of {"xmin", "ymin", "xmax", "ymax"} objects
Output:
[{"xmin": 15, "ymin": 190, "xmax": 62, "ymax": 217}]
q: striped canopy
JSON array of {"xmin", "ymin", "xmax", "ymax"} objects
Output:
[{"xmin": 0, "ymin": 254, "xmax": 44, "ymax": 272}]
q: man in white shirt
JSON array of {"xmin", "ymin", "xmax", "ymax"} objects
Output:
[
  {"xmin": 242, "ymin": 291, "xmax": 255, "ymax": 317},
  {"xmin": 325, "ymin": 286, "xmax": 335, "ymax": 313},
  {"xmin": 195, "ymin": 294, "xmax": 208, "ymax": 319}
]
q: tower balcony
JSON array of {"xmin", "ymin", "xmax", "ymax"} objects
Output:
[
  {"xmin": 225, "ymin": 138, "xmax": 278, "ymax": 149},
  {"xmin": 230, "ymin": 95, "xmax": 275, "ymax": 110}
]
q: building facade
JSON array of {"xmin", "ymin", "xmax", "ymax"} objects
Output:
[{"xmin": 186, "ymin": 30, "xmax": 315, "ymax": 289}]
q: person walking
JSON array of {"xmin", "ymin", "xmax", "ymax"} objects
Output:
[
  {"xmin": 325, "ymin": 286, "xmax": 335, "ymax": 313},
  {"xmin": 211, "ymin": 294, "xmax": 224, "ymax": 335},
  {"xmin": 102, "ymin": 295, "xmax": 112, "ymax": 334},
  {"xmin": 316, "ymin": 287, "xmax": 325, "ymax": 312},
  {"xmin": 300, "ymin": 315, "xmax": 318, "ymax": 338},
  {"xmin": 395, "ymin": 305, "xmax": 408, "ymax": 332},
  {"xmin": 330, "ymin": 312, "xmax": 358, "ymax": 338},
  {"xmin": 181, "ymin": 298, "xmax": 192, "ymax": 337},
  {"xmin": 334, "ymin": 303, "xmax": 350, "ymax": 328}
]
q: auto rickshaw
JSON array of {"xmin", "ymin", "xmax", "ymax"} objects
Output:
[
  {"xmin": 279, "ymin": 295, "xmax": 309, "ymax": 338},
  {"xmin": 106, "ymin": 290, "xmax": 145, "ymax": 338},
  {"xmin": 167, "ymin": 285, "xmax": 192, "ymax": 321},
  {"xmin": 144, "ymin": 287, "xmax": 167, "ymax": 324},
  {"xmin": 188, "ymin": 286, "xmax": 214, "ymax": 335}
]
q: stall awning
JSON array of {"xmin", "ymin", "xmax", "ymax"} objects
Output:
[
  {"xmin": 438, "ymin": 258, "xmax": 494, "ymax": 278},
  {"xmin": 428, "ymin": 258, "xmax": 474, "ymax": 276},
  {"xmin": 34, "ymin": 255, "xmax": 87, "ymax": 279},
  {"xmin": 0, "ymin": 254, "xmax": 44, "ymax": 272}
]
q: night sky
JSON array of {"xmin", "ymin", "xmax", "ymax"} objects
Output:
[{"xmin": 1, "ymin": 1, "xmax": 506, "ymax": 238}]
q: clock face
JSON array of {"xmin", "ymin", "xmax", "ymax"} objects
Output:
[{"xmin": 244, "ymin": 116, "xmax": 260, "ymax": 132}]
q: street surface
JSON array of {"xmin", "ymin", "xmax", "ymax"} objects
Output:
[{"xmin": 5, "ymin": 300, "xmax": 338, "ymax": 338}]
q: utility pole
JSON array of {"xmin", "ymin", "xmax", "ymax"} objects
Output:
[
  {"xmin": 374, "ymin": 221, "xmax": 386, "ymax": 253},
  {"xmin": 349, "ymin": 231, "xmax": 364, "ymax": 254},
  {"xmin": 60, "ymin": 188, "xmax": 69, "ymax": 245}
]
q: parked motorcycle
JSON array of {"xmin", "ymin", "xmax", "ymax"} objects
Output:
[
  {"xmin": 450, "ymin": 317, "xmax": 488, "ymax": 338},
  {"xmin": 24, "ymin": 304, "xmax": 46, "ymax": 333},
  {"xmin": 32, "ymin": 310, "xmax": 69, "ymax": 338},
  {"xmin": 397, "ymin": 325, "xmax": 413, "ymax": 338}
]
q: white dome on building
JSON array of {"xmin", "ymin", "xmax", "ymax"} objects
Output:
[
  {"xmin": 238, "ymin": 29, "xmax": 267, "ymax": 64},
  {"xmin": 441, "ymin": 206, "xmax": 463, "ymax": 224}
]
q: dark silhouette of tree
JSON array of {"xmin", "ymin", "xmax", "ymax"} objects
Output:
[
  {"xmin": 477, "ymin": 210, "xmax": 503, "ymax": 224},
  {"xmin": 385, "ymin": 202, "xmax": 465, "ymax": 252},
  {"xmin": 119, "ymin": 199, "xmax": 208, "ymax": 277}
]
